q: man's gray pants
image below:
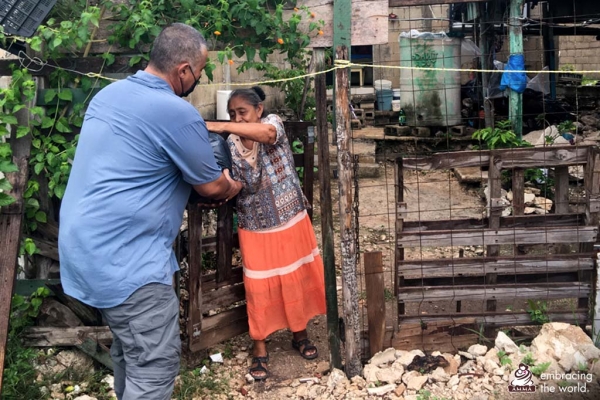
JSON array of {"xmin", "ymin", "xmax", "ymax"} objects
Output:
[{"xmin": 100, "ymin": 283, "xmax": 181, "ymax": 400}]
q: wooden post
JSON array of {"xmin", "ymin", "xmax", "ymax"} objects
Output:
[
  {"xmin": 335, "ymin": 45, "xmax": 362, "ymax": 378},
  {"xmin": 365, "ymin": 252, "xmax": 385, "ymax": 357},
  {"xmin": 315, "ymin": 48, "xmax": 342, "ymax": 370},
  {"xmin": 187, "ymin": 204, "xmax": 204, "ymax": 352},
  {"xmin": 333, "ymin": 0, "xmax": 351, "ymax": 147},
  {"xmin": 395, "ymin": 157, "xmax": 405, "ymax": 311},
  {"xmin": 509, "ymin": 0, "xmax": 524, "ymax": 138},
  {"xmin": 554, "ymin": 167, "xmax": 569, "ymax": 215},
  {"xmin": 216, "ymin": 203, "xmax": 233, "ymax": 283},
  {"xmin": 0, "ymin": 78, "xmax": 37, "ymax": 393},
  {"xmin": 479, "ymin": 2, "xmax": 494, "ymax": 128},
  {"xmin": 486, "ymin": 156, "xmax": 501, "ymax": 316},
  {"xmin": 581, "ymin": 148, "xmax": 600, "ymax": 315},
  {"xmin": 512, "ymin": 169, "xmax": 525, "ymax": 216}
]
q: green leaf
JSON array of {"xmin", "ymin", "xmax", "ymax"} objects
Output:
[
  {"xmin": 26, "ymin": 198, "xmax": 39, "ymax": 209},
  {"xmin": 1, "ymin": 115, "xmax": 18, "ymax": 125},
  {"xmin": 0, "ymin": 143, "xmax": 11, "ymax": 158},
  {"xmin": 57, "ymin": 90, "xmax": 73, "ymax": 102},
  {"xmin": 246, "ymin": 47, "xmax": 256, "ymax": 62},
  {"xmin": 35, "ymin": 211, "xmax": 47, "ymax": 223},
  {"xmin": 0, "ymin": 193, "xmax": 16, "ymax": 207},
  {"xmin": 34, "ymin": 163, "xmax": 44, "ymax": 175},
  {"xmin": 24, "ymin": 240, "xmax": 37, "ymax": 255},
  {"xmin": 0, "ymin": 178, "xmax": 13, "ymax": 191},
  {"xmin": 29, "ymin": 36, "xmax": 42, "ymax": 52},
  {"xmin": 54, "ymin": 184, "xmax": 66, "ymax": 199},
  {"xmin": 52, "ymin": 37, "xmax": 62, "ymax": 49},
  {"xmin": 16, "ymin": 125, "xmax": 30, "ymax": 138},
  {"xmin": 129, "ymin": 55, "xmax": 142, "ymax": 66},
  {"xmin": 44, "ymin": 89, "xmax": 57, "ymax": 103},
  {"xmin": 51, "ymin": 134, "xmax": 67, "ymax": 144},
  {"xmin": 55, "ymin": 119, "xmax": 72, "ymax": 133},
  {"xmin": 41, "ymin": 116, "xmax": 55, "ymax": 129},
  {"xmin": 0, "ymin": 161, "xmax": 18, "ymax": 173},
  {"xmin": 102, "ymin": 52, "xmax": 116, "ymax": 66}
]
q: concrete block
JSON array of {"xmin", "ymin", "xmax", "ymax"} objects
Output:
[{"xmin": 412, "ymin": 127, "xmax": 431, "ymax": 137}]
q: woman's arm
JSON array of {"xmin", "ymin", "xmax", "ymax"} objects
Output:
[{"xmin": 206, "ymin": 121, "xmax": 277, "ymax": 144}]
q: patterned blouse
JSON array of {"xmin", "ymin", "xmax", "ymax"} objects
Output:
[{"xmin": 227, "ymin": 114, "xmax": 307, "ymax": 231}]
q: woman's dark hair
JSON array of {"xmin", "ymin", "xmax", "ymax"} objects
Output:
[{"xmin": 228, "ymin": 86, "xmax": 266, "ymax": 110}]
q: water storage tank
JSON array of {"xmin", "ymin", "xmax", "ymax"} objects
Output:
[{"xmin": 399, "ymin": 32, "xmax": 461, "ymax": 126}]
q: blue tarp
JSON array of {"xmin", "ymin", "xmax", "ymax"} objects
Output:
[{"xmin": 500, "ymin": 54, "xmax": 527, "ymax": 93}]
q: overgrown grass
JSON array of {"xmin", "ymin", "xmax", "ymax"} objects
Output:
[{"xmin": 172, "ymin": 366, "xmax": 232, "ymax": 399}]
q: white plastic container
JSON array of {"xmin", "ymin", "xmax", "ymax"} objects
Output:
[
  {"xmin": 391, "ymin": 100, "xmax": 401, "ymax": 111},
  {"xmin": 392, "ymin": 88, "xmax": 401, "ymax": 100},
  {"xmin": 373, "ymin": 79, "xmax": 392, "ymax": 91},
  {"xmin": 216, "ymin": 90, "xmax": 232, "ymax": 120}
]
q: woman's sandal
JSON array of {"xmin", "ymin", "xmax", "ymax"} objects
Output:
[
  {"xmin": 249, "ymin": 354, "xmax": 269, "ymax": 381},
  {"xmin": 291, "ymin": 338, "xmax": 319, "ymax": 360}
]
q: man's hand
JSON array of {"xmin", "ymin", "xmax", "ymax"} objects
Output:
[{"xmin": 222, "ymin": 169, "xmax": 242, "ymax": 200}]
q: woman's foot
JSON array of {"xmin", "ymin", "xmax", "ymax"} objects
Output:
[
  {"xmin": 292, "ymin": 330, "xmax": 318, "ymax": 360},
  {"xmin": 249, "ymin": 340, "xmax": 269, "ymax": 381}
]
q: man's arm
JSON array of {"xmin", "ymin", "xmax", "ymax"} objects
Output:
[{"xmin": 193, "ymin": 169, "xmax": 242, "ymax": 200}]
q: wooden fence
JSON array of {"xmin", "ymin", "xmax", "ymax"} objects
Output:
[
  {"xmin": 183, "ymin": 121, "xmax": 315, "ymax": 362},
  {"xmin": 393, "ymin": 145, "xmax": 600, "ymax": 352}
]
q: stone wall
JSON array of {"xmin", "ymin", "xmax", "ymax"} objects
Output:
[{"xmin": 558, "ymin": 36, "xmax": 600, "ymax": 79}]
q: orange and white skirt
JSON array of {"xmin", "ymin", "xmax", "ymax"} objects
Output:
[{"xmin": 238, "ymin": 210, "xmax": 326, "ymax": 340}]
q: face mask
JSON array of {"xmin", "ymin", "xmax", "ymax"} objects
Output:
[{"xmin": 179, "ymin": 66, "xmax": 199, "ymax": 98}]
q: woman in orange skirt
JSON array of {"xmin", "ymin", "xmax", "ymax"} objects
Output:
[{"xmin": 206, "ymin": 86, "xmax": 326, "ymax": 381}]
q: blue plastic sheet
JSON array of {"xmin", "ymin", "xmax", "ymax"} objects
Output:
[{"xmin": 500, "ymin": 54, "xmax": 527, "ymax": 93}]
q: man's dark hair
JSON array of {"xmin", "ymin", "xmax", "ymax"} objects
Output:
[{"xmin": 149, "ymin": 23, "xmax": 207, "ymax": 73}]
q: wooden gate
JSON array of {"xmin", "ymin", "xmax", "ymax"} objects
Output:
[
  {"xmin": 394, "ymin": 145, "xmax": 600, "ymax": 352},
  {"xmin": 184, "ymin": 121, "xmax": 315, "ymax": 358}
]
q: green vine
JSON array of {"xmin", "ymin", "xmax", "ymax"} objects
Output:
[{"xmin": 0, "ymin": 0, "xmax": 322, "ymax": 258}]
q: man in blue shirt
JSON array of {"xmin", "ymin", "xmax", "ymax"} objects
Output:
[{"xmin": 58, "ymin": 23, "xmax": 241, "ymax": 400}]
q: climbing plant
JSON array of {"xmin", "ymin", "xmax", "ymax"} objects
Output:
[{"xmin": 0, "ymin": 0, "xmax": 322, "ymax": 257}]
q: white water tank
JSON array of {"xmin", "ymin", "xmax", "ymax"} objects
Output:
[{"xmin": 399, "ymin": 33, "xmax": 462, "ymax": 126}]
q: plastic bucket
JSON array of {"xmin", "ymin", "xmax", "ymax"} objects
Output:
[
  {"xmin": 376, "ymin": 89, "xmax": 393, "ymax": 111},
  {"xmin": 374, "ymin": 79, "xmax": 392, "ymax": 90},
  {"xmin": 392, "ymin": 88, "xmax": 401, "ymax": 100},
  {"xmin": 392, "ymin": 100, "xmax": 401, "ymax": 111}
]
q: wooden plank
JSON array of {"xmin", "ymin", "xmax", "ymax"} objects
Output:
[
  {"xmin": 396, "ymin": 282, "xmax": 591, "ymax": 302},
  {"xmin": 201, "ymin": 267, "xmax": 243, "ymax": 292},
  {"xmin": 397, "ymin": 254, "xmax": 595, "ymax": 278},
  {"xmin": 583, "ymin": 148, "xmax": 600, "ymax": 315},
  {"xmin": 21, "ymin": 326, "xmax": 113, "ymax": 347},
  {"xmin": 46, "ymin": 283, "xmax": 102, "ymax": 326},
  {"xmin": 555, "ymin": 166, "xmax": 570, "ymax": 214},
  {"xmin": 364, "ymin": 252, "xmax": 385, "ymax": 357},
  {"xmin": 76, "ymin": 338, "xmax": 113, "ymax": 370},
  {"xmin": 194, "ymin": 305, "xmax": 249, "ymax": 350},
  {"xmin": 298, "ymin": 0, "xmax": 388, "ymax": 48},
  {"xmin": 398, "ymin": 311, "xmax": 589, "ymax": 327},
  {"xmin": 397, "ymin": 226, "xmax": 598, "ymax": 248},
  {"xmin": 187, "ymin": 204, "xmax": 204, "ymax": 352},
  {"xmin": 201, "ymin": 284, "xmax": 245, "ymax": 314},
  {"xmin": 335, "ymin": 44, "xmax": 362, "ymax": 377},
  {"xmin": 315, "ymin": 47, "xmax": 342, "ymax": 370},
  {"xmin": 402, "ymin": 213, "xmax": 586, "ymax": 232},
  {"xmin": 401, "ymin": 146, "xmax": 590, "ymax": 171},
  {"xmin": 215, "ymin": 202, "xmax": 233, "ymax": 283},
  {"xmin": 14, "ymin": 279, "xmax": 61, "ymax": 296},
  {"xmin": 392, "ymin": 332, "xmax": 479, "ymax": 353},
  {"xmin": 0, "ymin": 81, "xmax": 36, "ymax": 393},
  {"xmin": 31, "ymin": 237, "xmax": 59, "ymax": 261}
]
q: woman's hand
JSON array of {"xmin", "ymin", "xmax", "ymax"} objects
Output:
[{"xmin": 206, "ymin": 121, "xmax": 228, "ymax": 133}]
